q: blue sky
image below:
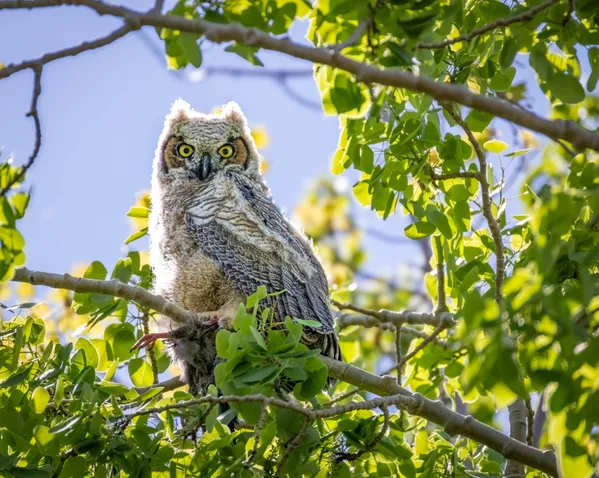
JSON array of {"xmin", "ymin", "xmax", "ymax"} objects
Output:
[
  {"xmin": 0, "ymin": 2, "xmax": 567, "ymax": 293},
  {"xmin": 0, "ymin": 2, "xmax": 429, "ymax": 287}
]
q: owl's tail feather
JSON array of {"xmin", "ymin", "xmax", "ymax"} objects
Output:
[{"xmin": 301, "ymin": 331, "xmax": 342, "ymax": 388}]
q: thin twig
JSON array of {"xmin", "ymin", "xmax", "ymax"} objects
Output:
[
  {"xmin": 440, "ymin": 103, "xmax": 505, "ymax": 302},
  {"xmin": 431, "ymin": 171, "xmax": 479, "ymax": 180},
  {"xmin": 336, "ymin": 314, "xmax": 452, "ymax": 349},
  {"xmin": 332, "ymin": 300, "xmax": 454, "ymax": 327},
  {"xmin": 532, "ymin": 390, "xmax": 546, "ymax": 448},
  {"xmin": 152, "ymin": 0, "xmax": 164, "ymax": 14},
  {"xmin": 276, "ymin": 419, "xmax": 312, "ymax": 476},
  {"xmin": 395, "ymin": 325, "xmax": 403, "ymax": 385},
  {"xmin": 380, "ymin": 321, "xmax": 448, "ymax": 375},
  {"xmin": 436, "ymin": 250, "xmax": 447, "ymax": 313},
  {"xmin": 330, "ymin": 18, "xmax": 373, "ymax": 52},
  {"xmin": 329, "ymin": 0, "xmax": 384, "ymax": 51},
  {"xmin": 526, "ymin": 397, "xmax": 534, "ymax": 447},
  {"xmin": 327, "ymin": 388, "xmax": 360, "ymax": 406},
  {"xmin": 0, "ymin": 66, "xmax": 43, "ymax": 196},
  {"xmin": 562, "ymin": 0, "xmax": 575, "ymax": 25},
  {"xmin": 244, "ymin": 405, "xmax": 268, "ymax": 467},
  {"xmin": 336, "ymin": 406, "xmax": 390, "ymax": 461},
  {"xmin": 417, "ymin": 0, "xmax": 560, "ymax": 49},
  {"xmin": 140, "ymin": 309, "xmax": 159, "ymax": 384}
]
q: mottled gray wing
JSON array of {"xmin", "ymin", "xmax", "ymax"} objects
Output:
[{"xmin": 185, "ymin": 172, "xmax": 335, "ymax": 334}]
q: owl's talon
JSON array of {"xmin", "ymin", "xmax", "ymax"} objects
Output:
[{"xmin": 130, "ymin": 332, "xmax": 171, "ymax": 352}]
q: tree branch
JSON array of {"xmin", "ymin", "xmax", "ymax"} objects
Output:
[
  {"xmin": 337, "ymin": 314, "xmax": 452, "ymax": 349},
  {"xmin": 416, "ymin": 0, "xmax": 560, "ymax": 49},
  {"xmin": 12, "ymin": 267, "xmax": 197, "ymax": 323},
  {"xmin": 332, "ymin": 299, "xmax": 454, "ymax": 327},
  {"xmin": 2, "ymin": 0, "xmax": 598, "ymax": 152},
  {"xmin": 0, "ymin": 66, "xmax": 43, "ymax": 197},
  {"xmin": 0, "ymin": 22, "xmax": 135, "ymax": 81},
  {"xmin": 505, "ymin": 400, "xmax": 528, "ymax": 478}
]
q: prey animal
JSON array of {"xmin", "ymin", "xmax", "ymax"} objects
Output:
[{"xmin": 131, "ymin": 100, "xmax": 341, "ymax": 394}]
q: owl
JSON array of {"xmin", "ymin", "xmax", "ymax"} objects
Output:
[{"xmin": 131, "ymin": 100, "xmax": 342, "ymax": 395}]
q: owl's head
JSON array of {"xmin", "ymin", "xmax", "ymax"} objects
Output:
[{"xmin": 154, "ymin": 99, "xmax": 261, "ymax": 184}]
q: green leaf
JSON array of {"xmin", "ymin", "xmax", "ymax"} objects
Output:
[
  {"xmin": 549, "ymin": 73, "xmax": 585, "ymax": 104},
  {"xmin": 360, "ymin": 145, "xmax": 374, "ymax": 174},
  {"xmin": 60, "ymin": 456, "xmax": 87, "ymax": 478},
  {"xmin": 50, "ymin": 415, "xmax": 82, "ymax": 435},
  {"xmin": 124, "ymin": 228, "xmax": 148, "ymax": 245},
  {"xmin": 84, "ymin": 261, "xmax": 107, "ymax": 280},
  {"xmin": 293, "ymin": 318, "xmax": 322, "ymax": 328},
  {"xmin": 178, "ymin": 33, "xmax": 202, "ymax": 68},
  {"xmin": 530, "ymin": 45, "xmax": 554, "ymax": 82},
  {"xmin": 249, "ymin": 326, "xmax": 267, "ymax": 350},
  {"xmin": 499, "ymin": 37, "xmax": 519, "ymax": 69},
  {"xmin": 426, "ymin": 206, "xmax": 453, "ymax": 239},
  {"xmin": 465, "ymin": 110, "xmax": 493, "ymax": 132},
  {"xmin": 75, "ymin": 337, "xmax": 99, "ymax": 369},
  {"xmin": 504, "ymin": 149, "xmax": 530, "ymax": 157},
  {"xmin": 216, "ymin": 329, "xmax": 232, "ymax": 358},
  {"xmin": 128, "ymin": 358, "xmax": 154, "ymax": 387},
  {"xmin": 225, "ymin": 44, "xmax": 264, "ymax": 66},
  {"xmin": 0, "ymin": 364, "xmax": 33, "ymax": 388},
  {"xmin": 31, "ymin": 386, "xmax": 50, "ymax": 414},
  {"xmin": 352, "ymin": 181, "xmax": 372, "ymax": 207},
  {"xmin": 404, "ymin": 221, "xmax": 436, "ymax": 240},
  {"xmin": 111, "ymin": 257, "xmax": 132, "ymax": 284},
  {"xmin": 237, "ymin": 364, "xmax": 279, "ymax": 385}
]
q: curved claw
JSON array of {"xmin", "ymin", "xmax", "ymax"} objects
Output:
[{"xmin": 130, "ymin": 332, "xmax": 171, "ymax": 352}]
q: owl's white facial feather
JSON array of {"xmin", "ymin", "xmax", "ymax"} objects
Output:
[{"xmin": 153, "ymin": 99, "xmax": 262, "ymax": 185}]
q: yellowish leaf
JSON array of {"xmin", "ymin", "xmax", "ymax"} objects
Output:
[
  {"xmin": 448, "ymin": 25, "xmax": 463, "ymax": 52},
  {"xmin": 415, "ymin": 430, "xmax": 429, "ymax": 455},
  {"xmin": 483, "ymin": 140, "xmax": 509, "ymax": 153},
  {"xmin": 251, "ymin": 126, "xmax": 270, "ymax": 150},
  {"xmin": 259, "ymin": 158, "xmax": 269, "ymax": 175},
  {"xmin": 16, "ymin": 282, "xmax": 34, "ymax": 298}
]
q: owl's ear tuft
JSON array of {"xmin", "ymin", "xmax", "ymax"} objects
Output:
[
  {"xmin": 169, "ymin": 98, "xmax": 191, "ymax": 122},
  {"xmin": 221, "ymin": 101, "xmax": 247, "ymax": 126}
]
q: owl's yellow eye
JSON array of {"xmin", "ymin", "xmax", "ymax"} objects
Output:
[
  {"xmin": 177, "ymin": 143, "xmax": 194, "ymax": 158},
  {"xmin": 218, "ymin": 144, "xmax": 235, "ymax": 159}
]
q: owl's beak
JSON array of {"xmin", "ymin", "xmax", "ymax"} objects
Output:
[{"xmin": 192, "ymin": 153, "xmax": 213, "ymax": 181}]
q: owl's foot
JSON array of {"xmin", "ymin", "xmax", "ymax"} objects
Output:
[
  {"xmin": 130, "ymin": 332, "xmax": 171, "ymax": 352},
  {"xmin": 204, "ymin": 312, "xmax": 234, "ymax": 330},
  {"xmin": 203, "ymin": 315, "xmax": 232, "ymax": 330}
]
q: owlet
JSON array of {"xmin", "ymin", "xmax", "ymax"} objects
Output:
[{"xmin": 132, "ymin": 100, "xmax": 342, "ymax": 394}]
